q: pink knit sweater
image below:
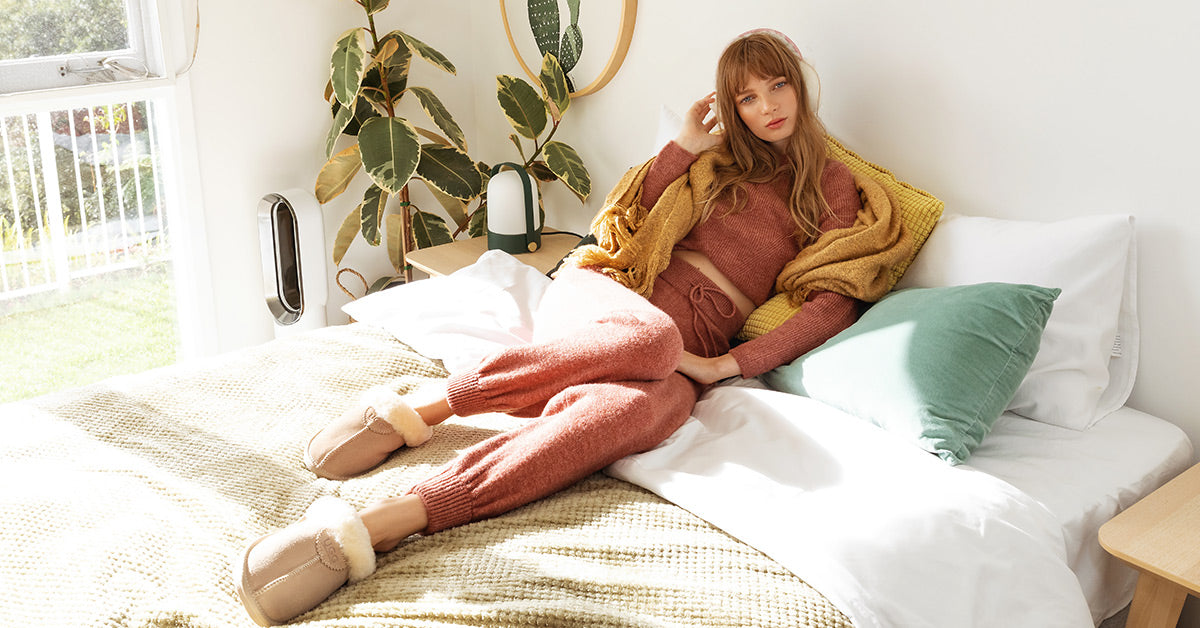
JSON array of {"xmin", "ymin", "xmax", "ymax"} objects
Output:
[{"xmin": 643, "ymin": 141, "xmax": 862, "ymax": 378}]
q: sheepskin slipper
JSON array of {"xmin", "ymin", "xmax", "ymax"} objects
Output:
[
  {"xmin": 304, "ymin": 386, "xmax": 433, "ymax": 480},
  {"xmin": 235, "ymin": 496, "xmax": 376, "ymax": 626}
]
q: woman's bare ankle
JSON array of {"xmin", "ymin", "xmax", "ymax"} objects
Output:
[
  {"xmin": 407, "ymin": 383, "xmax": 453, "ymax": 426},
  {"xmin": 359, "ymin": 494, "xmax": 429, "ymax": 552}
]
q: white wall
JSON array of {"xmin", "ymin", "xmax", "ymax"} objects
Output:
[
  {"xmin": 184, "ymin": 0, "xmax": 352, "ymax": 349},
  {"xmin": 187, "ymin": 3, "xmax": 1200, "ymax": 620}
]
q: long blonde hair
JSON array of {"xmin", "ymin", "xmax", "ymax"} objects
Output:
[{"xmin": 706, "ymin": 32, "xmax": 829, "ymax": 244}]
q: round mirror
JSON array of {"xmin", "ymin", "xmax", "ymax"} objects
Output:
[{"xmin": 500, "ymin": 0, "xmax": 637, "ymax": 98}]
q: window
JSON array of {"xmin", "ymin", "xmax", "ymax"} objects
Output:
[
  {"xmin": 0, "ymin": 0, "xmax": 202, "ymax": 403},
  {"xmin": 0, "ymin": 0, "xmax": 161, "ymax": 95}
]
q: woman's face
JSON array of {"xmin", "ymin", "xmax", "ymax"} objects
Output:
[{"xmin": 733, "ymin": 73, "xmax": 798, "ymax": 153}]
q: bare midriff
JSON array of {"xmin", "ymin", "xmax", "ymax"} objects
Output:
[{"xmin": 672, "ymin": 250, "xmax": 755, "ymax": 320}]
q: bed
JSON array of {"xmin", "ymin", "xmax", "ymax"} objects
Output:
[{"xmin": 0, "ymin": 208, "xmax": 1191, "ymax": 628}]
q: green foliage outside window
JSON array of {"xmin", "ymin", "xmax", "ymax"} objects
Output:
[
  {"xmin": 0, "ymin": 0, "xmax": 130, "ymax": 61},
  {"xmin": 1, "ymin": 104, "xmax": 162, "ymax": 278}
]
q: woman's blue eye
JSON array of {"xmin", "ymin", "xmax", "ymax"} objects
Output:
[{"xmin": 774, "ymin": 80, "xmax": 788, "ymax": 90}]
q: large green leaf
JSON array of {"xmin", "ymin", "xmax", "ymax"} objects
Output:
[
  {"xmin": 526, "ymin": 0, "xmax": 560, "ymax": 58},
  {"xmin": 342, "ymin": 95, "xmax": 381, "ymax": 137},
  {"xmin": 369, "ymin": 274, "xmax": 402, "ymax": 293},
  {"xmin": 315, "ymin": 144, "xmax": 362, "ymax": 203},
  {"xmin": 414, "ymin": 126, "xmax": 451, "ymax": 147},
  {"xmin": 415, "ymin": 144, "xmax": 483, "ymax": 201},
  {"xmin": 423, "ymin": 181, "xmax": 469, "ymax": 229},
  {"xmin": 468, "ymin": 203, "xmax": 488, "ymax": 238},
  {"xmin": 325, "ymin": 103, "xmax": 355, "ymax": 159},
  {"xmin": 385, "ymin": 213, "xmax": 406, "ymax": 272},
  {"xmin": 538, "ymin": 53, "xmax": 570, "ymax": 120},
  {"xmin": 497, "ymin": 75, "xmax": 547, "ymax": 139},
  {"xmin": 332, "ymin": 206, "xmax": 360, "ymax": 265},
  {"xmin": 408, "ymin": 87, "xmax": 467, "ymax": 151},
  {"xmin": 543, "ymin": 141, "xmax": 590, "ymax": 200},
  {"xmin": 358, "ymin": 117, "xmax": 421, "ymax": 194},
  {"xmin": 411, "ymin": 210, "xmax": 454, "ymax": 249},
  {"xmin": 475, "ymin": 161, "xmax": 492, "ymax": 193},
  {"xmin": 396, "ymin": 31, "xmax": 455, "ymax": 74},
  {"xmin": 331, "ymin": 28, "xmax": 370, "ymax": 107},
  {"xmin": 381, "ymin": 33, "xmax": 412, "ymax": 69},
  {"xmin": 529, "ymin": 160, "xmax": 557, "ymax": 182},
  {"xmin": 359, "ymin": 185, "xmax": 388, "ymax": 246}
]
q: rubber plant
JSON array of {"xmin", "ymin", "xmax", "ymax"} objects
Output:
[
  {"xmin": 457, "ymin": 52, "xmax": 591, "ymax": 238},
  {"xmin": 317, "ymin": 0, "xmax": 484, "ymax": 288}
]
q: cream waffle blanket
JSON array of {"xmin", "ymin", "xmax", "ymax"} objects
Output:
[{"xmin": 0, "ymin": 324, "xmax": 851, "ymax": 628}]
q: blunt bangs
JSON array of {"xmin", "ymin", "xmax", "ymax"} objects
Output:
[{"xmin": 726, "ymin": 38, "xmax": 792, "ymax": 94}]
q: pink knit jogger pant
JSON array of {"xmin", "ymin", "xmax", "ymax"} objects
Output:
[{"xmin": 408, "ymin": 267, "xmax": 702, "ymax": 533}]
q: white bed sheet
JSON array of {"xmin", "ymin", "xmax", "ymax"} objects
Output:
[{"xmin": 966, "ymin": 407, "xmax": 1193, "ymax": 624}]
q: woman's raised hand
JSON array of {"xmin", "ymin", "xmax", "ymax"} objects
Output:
[{"xmin": 674, "ymin": 92, "xmax": 723, "ymax": 155}]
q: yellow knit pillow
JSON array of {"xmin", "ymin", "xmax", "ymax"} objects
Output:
[
  {"xmin": 738, "ymin": 293, "xmax": 804, "ymax": 340},
  {"xmin": 737, "ymin": 136, "xmax": 944, "ymax": 341}
]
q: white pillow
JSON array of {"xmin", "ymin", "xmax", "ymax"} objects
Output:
[
  {"xmin": 894, "ymin": 213, "xmax": 1137, "ymax": 430},
  {"xmin": 342, "ymin": 250, "xmax": 551, "ymax": 373}
]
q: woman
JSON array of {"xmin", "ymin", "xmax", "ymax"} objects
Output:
[{"xmin": 236, "ymin": 29, "xmax": 903, "ymax": 626}]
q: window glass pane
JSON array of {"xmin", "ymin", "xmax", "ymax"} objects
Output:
[
  {"xmin": 0, "ymin": 0, "xmax": 132, "ymax": 61},
  {"xmin": 0, "ymin": 98, "xmax": 179, "ymax": 402}
]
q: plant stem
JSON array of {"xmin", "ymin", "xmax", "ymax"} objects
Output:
[
  {"xmin": 524, "ymin": 118, "xmax": 562, "ymax": 169},
  {"xmin": 400, "ymin": 185, "xmax": 413, "ymax": 283},
  {"xmin": 451, "ymin": 210, "xmax": 474, "ymax": 238},
  {"xmin": 364, "ymin": 11, "xmax": 395, "ymax": 117},
  {"xmin": 366, "ymin": 12, "xmax": 380, "ymax": 48}
]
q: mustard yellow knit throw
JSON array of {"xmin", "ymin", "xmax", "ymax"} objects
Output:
[
  {"xmin": 776, "ymin": 172, "xmax": 914, "ymax": 305},
  {"xmin": 562, "ymin": 148, "xmax": 732, "ymax": 296},
  {"xmin": 564, "ymin": 149, "xmax": 912, "ymax": 306}
]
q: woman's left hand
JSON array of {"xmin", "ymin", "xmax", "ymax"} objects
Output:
[{"xmin": 676, "ymin": 351, "xmax": 741, "ymax": 385}]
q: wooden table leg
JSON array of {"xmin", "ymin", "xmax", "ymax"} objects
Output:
[{"xmin": 1126, "ymin": 570, "xmax": 1189, "ymax": 628}]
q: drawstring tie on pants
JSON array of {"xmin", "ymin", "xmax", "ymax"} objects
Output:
[{"xmin": 688, "ymin": 284, "xmax": 738, "ymax": 357}]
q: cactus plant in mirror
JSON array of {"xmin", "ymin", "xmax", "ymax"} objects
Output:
[{"xmin": 527, "ymin": 0, "xmax": 582, "ymax": 91}]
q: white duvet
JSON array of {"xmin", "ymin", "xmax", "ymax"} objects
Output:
[
  {"xmin": 608, "ymin": 384, "xmax": 1093, "ymax": 627},
  {"xmin": 348, "ymin": 251, "xmax": 1096, "ymax": 628}
]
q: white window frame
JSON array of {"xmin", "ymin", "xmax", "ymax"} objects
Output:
[
  {"xmin": 0, "ymin": 0, "xmax": 216, "ymax": 360},
  {"xmin": 0, "ymin": 0, "xmax": 166, "ymax": 96}
]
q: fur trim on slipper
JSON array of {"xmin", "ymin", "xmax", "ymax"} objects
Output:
[
  {"xmin": 360, "ymin": 387, "xmax": 433, "ymax": 447},
  {"xmin": 304, "ymin": 496, "xmax": 376, "ymax": 583}
]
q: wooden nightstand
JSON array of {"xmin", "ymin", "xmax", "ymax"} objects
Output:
[
  {"xmin": 1099, "ymin": 462, "xmax": 1200, "ymax": 628},
  {"xmin": 404, "ymin": 232, "xmax": 582, "ymax": 277}
]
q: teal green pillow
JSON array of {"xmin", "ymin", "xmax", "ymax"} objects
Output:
[{"xmin": 762, "ymin": 283, "xmax": 1059, "ymax": 465}]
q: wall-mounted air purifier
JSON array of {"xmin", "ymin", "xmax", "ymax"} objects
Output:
[{"xmin": 258, "ymin": 189, "xmax": 327, "ymax": 337}]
